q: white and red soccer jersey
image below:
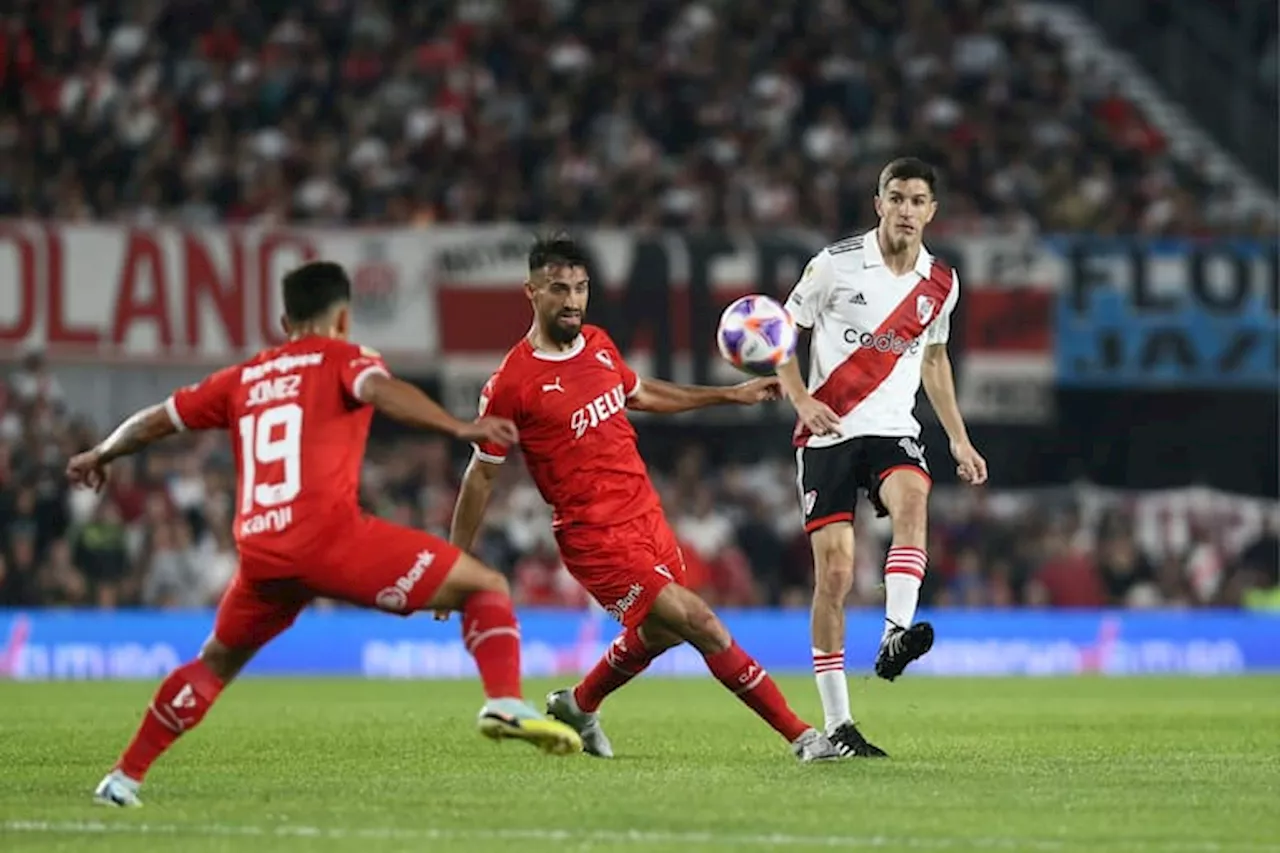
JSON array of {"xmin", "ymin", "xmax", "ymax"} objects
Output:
[
  {"xmin": 785, "ymin": 229, "xmax": 959, "ymax": 447},
  {"xmin": 473, "ymin": 325, "xmax": 661, "ymax": 530},
  {"xmin": 164, "ymin": 336, "xmax": 390, "ymax": 564}
]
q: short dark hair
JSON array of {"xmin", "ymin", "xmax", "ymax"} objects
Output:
[
  {"xmin": 528, "ymin": 232, "xmax": 589, "ymax": 273},
  {"xmin": 878, "ymin": 157, "xmax": 938, "ymax": 196},
  {"xmin": 281, "ymin": 261, "xmax": 351, "ymax": 323}
]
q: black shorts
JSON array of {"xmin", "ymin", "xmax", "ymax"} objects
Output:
[{"xmin": 795, "ymin": 436, "xmax": 933, "ymax": 533}]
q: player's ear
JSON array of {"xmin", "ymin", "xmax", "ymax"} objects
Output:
[
  {"xmin": 873, "ymin": 194, "xmax": 883, "ymax": 219},
  {"xmin": 524, "ymin": 278, "xmax": 537, "ymax": 301},
  {"xmin": 925, "ymin": 198, "xmax": 938, "ymax": 224},
  {"xmin": 279, "ymin": 314, "xmax": 292, "ymax": 336},
  {"xmin": 334, "ymin": 304, "xmax": 352, "ymax": 339}
]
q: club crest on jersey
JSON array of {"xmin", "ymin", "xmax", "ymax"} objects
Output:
[
  {"xmin": 916, "ymin": 295, "xmax": 937, "ymax": 325},
  {"xmin": 595, "ymin": 350, "xmax": 614, "ymax": 369}
]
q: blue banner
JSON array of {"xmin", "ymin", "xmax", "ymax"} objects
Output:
[
  {"xmin": 1050, "ymin": 238, "xmax": 1279, "ymax": 388},
  {"xmin": 1, "ymin": 608, "xmax": 1276, "ymax": 680}
]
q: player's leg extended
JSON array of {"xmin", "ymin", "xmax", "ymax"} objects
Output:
[
  {"xmin": 874, "ymin": 467, "xmax": 935, "ymax": 681},
  {"xmin": 336, "ymin": 521, "xmax": 580, "ymax": 756},
  {"xmin": 798, "ymin": 443, "xmax": 884, "ymax": 756},
  {"xmin": 645, "ymin": 583, "xmax": 840, "ymax": 762},
  {"xmin": 548, "ymin": 619, "xmax": 682, "ymax": 758},
  {"xmin": 808, "ymin": 521, "xmax": 855, "ymax": 732},
  {"xmin": 95, "ymin": 573, "xmax": 308, "ymax": 806}
]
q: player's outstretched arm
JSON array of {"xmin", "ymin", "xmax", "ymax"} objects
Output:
[
  {"xmin": 921, "ymin": 344, "xmax": 987, "ymax": 485},
  {"xmin": 626, "ymin": 376, "xmax": 780, "ymax": 414},
  {"xmin": 359, "ymin": 373, "xmax": 518, "ymax": 447},
  {"xmin": 66, "ymin": 404, "xmax": 177, "ymax": 492},
  {"xmin": 450, "ymin": 455, "xmax": 501, "ymax": 552}
]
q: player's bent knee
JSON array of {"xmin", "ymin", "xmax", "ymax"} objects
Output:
[
  {"xmin": 889, "ymin": 490, "xmax": 929, "ymax": 538},
  {"xmin": 810, "ymin": 529, "xmax": 855, "ymax": 600},
  {"xmin": 637, "ymin": 619, "xmax": 684, "ymax": 653},
  {"xmin": 428, "ymin": 553, "xmax": 510, "ymax": 611},
  {"xmin": 681, "ymin": 598, "xmax": 731, "ymax": 654}
]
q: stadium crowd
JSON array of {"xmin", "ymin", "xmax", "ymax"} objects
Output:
[
  {"xmin": 0, "ymin": 0, "xmax": 1272, "ymax": 235},
  {"xmin": 2, "ymin": 352, "xmax": 1277, "ymax": 612}
]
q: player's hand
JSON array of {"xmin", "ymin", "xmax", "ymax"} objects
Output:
[
  {"xmin": 66, "ymin": 448, "xmax": 109, "ymax": 492},
  {"xmin": 457, "ymin": 416, "xmax": 519, "ymax": 448},
  {"xmin": 794, "ymin": 395, "xmax": 842, "ymax": 437},
  {"xmin": 729, "ymin": 377, "xmax": 782, "ymax": 405},
  {"xmin": 950, "ymin": 439, "xmax": 988, "ymax": 485}
]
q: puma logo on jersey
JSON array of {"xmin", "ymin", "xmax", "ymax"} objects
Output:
[
  {"xmin": 570, "ymin": 384, "xmax": 627, "ymax": 439},
  {"xmin": 542, "ymin": 377, "xmax": 564, "ymax": 393}
]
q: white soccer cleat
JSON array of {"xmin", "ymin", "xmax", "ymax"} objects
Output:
[
  {"xmin": 546, "ymin": 688, "xmax": 614, "ymax": 758},
  {"xmin": 93, "ymin": 769, "xmax": 142, "ymax": 807},
  {"xmin": 792, "ymin": 728, "xmax": 842, "ymax": 763}
]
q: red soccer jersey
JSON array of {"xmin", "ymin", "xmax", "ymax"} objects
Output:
[
  {"xmin": 474, "ymin": 325, "xmax": 661, "ymax": 529},
  {"xmin": 165, "ymin": 336, "xmax": 390, "ymax": 565}
]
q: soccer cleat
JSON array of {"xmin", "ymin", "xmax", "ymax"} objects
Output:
[
  {"xmin": 546, "ymin": 688, "xmax": 614, "ymax": 758},
  {"xmin": 875, "ymin": 622, "xmax": 935, "ymax": 681},
  {"xmin": 477, "ymin": 698, "xmax": 583, "ymax": 756},
  {"xmin": 791, "ymin": 728, "xmax": 842, "ymax": 762},
  {"xmin": 828, "ymin": 721, "xmax": 889, "ymax": 758},
  {"xmin": 93, "ymin": 769, "xmax": 142, "ymax": 807}
]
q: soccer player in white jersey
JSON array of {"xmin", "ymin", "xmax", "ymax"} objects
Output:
[{"xmin": 777, "ymin": 157, "xmax": 989, "ymax": 758}]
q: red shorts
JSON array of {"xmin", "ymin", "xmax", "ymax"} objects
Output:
[
  {"xmin": 213, "ymin": 515, "xmax": 462, "ymax": 649},
  {"xmin": 554, "ymin": 509, "xmax": 687, "ymax": 628}
]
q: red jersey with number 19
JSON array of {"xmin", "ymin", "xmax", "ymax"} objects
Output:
[
  {"xmin": 473, "ymin": 325, "xmax": 661, "ymax": 530},
  {"xmin": 164, "ymin": 336, "xmax": 390, "ymax": 567}
]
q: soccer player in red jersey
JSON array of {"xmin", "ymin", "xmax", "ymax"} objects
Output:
[
  {"xmin": 448, "ymin": 236, "xmax": 842, "ymax": 762},
  {"xmin": 67, "ymin": 261, "xmax": 582, "ymax": 807}
]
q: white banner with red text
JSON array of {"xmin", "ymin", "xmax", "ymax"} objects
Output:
[{"xmin": 0, "ymin": 223, "xmax": 1057, "ymax": 422}]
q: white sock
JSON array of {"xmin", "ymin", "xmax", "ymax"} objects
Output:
[
  {"xmin": 812, "ymin": 648, "xmax": 850, "ymax": 731},
  {"xmin": 883, "ymin": 546, "xmax": 927, "ymax": 641}
]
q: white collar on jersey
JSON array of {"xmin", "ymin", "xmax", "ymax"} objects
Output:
[
  {"xmin": 860, "ymin": 229, "xmax": 934, "ymax": 278},
  {"xmin": 529, "ymin": 332, "xmax": 586, "ymax": 362}
]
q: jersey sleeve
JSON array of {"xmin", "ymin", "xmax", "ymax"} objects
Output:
[
  {"xmin": 926, "ymin": 269, "xmax": 960, "ymax": 346},
  {"xmin": 785, "ymin": 249, "xmax": 836, "ymax": 329},
  {"xmin": 473, "ymin": 372, "xmax": 518, "ymax": 464},
  {"xmin": 166, "ymin": 366, "xmax": 238, "ymax": 431},
  {"xmin": 339, "ymin": 343, "xmax": 391, "ymax": 403}
]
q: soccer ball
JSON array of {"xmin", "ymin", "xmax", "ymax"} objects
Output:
[{"xmin": 716, "ymin": 294, "xmax": 798, "ymax": 376}]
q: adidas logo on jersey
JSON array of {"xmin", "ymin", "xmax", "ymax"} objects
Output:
[{"xmin": 849, "ymin": 292, "xmax": 867, "ymax": 305}]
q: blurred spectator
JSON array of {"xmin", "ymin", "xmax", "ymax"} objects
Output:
[{"xmin": 0, "ymin": 0, "xmax": 1271, "ymax": 234}]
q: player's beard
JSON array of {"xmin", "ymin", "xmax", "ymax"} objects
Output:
[{"xmin": 546, "ymin": 310, "xmax": 582, "ymax": 345}]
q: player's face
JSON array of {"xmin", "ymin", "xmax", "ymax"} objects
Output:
[
  {"xmin": 529, "ymin": 264, "xmax": 589, "ymax": 344},
  {"xmin": 874, "ymin": 178, "xmax": 937, "ymax": 252}
]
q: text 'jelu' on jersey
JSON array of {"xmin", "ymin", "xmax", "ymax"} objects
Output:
[{"xmin": 570, "ymin": 384, "xmax": 627, "ymax": 439}]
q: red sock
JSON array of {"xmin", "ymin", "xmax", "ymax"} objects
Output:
[
  {"xmin": 704, "ymin": 640, "xmax": 809, "ymax": 742},
  {"xmin": 573, "ymin": 625, "xmax": 659, "ymax": 712},
  {"xmin": 462, "ymin": 590, "xmax": 522, "ymax": 700},
  {"xmin": 117, "ymin": 659, "xmax": 224, "ymax": 781}
]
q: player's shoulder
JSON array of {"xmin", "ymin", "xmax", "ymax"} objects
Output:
[
  {"xmin": 823, "ymin": 231, "xmax": 870, "ymax": 258},
  {"xmin": 581, "ymin": 324, "xmax": 618, "ymax": 349},
  {"xmin": 815, "ymin": 231, "xmax": 875, "ymax": 278},
  {"xmin": 483, "ymin": 345, "xmax": 527, "ymax": 394},
  {"xmin": 921, "ymin": 245, "xmax": 959, "ymax": 291}
]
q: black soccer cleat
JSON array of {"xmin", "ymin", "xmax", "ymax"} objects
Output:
[
  {"xmin": 875, "ymin": 622, "xmax": 935, "ymax": 682},
  {"xmin": 828, "ymin": 721, "xmax": 888, "ymax": 758}
]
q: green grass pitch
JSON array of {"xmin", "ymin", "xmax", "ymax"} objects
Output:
[{"xmin": 2, "ymin": 676, "xmax": 1278, "ymax": 852}]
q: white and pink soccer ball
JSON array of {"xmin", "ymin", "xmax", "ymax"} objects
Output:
[{"xmin": 716, "ymin": 294, "xmax": 798, "ymax": 376}]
